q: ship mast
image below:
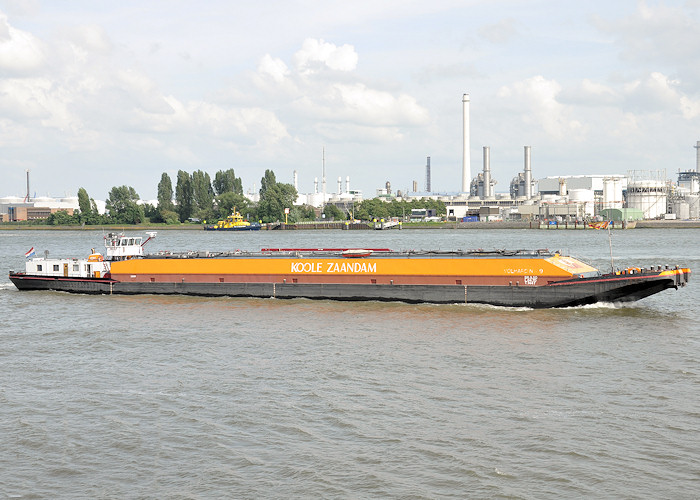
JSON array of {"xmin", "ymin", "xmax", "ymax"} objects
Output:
[{"xmin": 608, "ymin": 224, "xmax": 614, "ymax": 274}]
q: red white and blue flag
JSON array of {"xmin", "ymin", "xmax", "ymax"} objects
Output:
[{"xmin": 25, "ymin": 247, "xmax": 36, "ymax": 258}]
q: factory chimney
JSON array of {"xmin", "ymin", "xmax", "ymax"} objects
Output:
[
  {"xmin": 462, "ymin": 94, "xmax": 471, "ymax": 193},
  {"xmin": 25, "ymin": 169, "xmax": 30, "ymax": 202},
  {"xmin": 524, "ymin": 146, "xmax": 532, "ymax": 199},
  {"xmin": 322, "ymin": 147, "xmax": 326, "ymax": 205},
  {"xmin": 482, "ymin": 146, "xmax": 491, "ymax": 198},
  {"xmin": 293, "ymin": 170, "xmax": 298, "ymax": 191},
  {"xmin": 695, "ymin": 140, "xmax": 700, "ymax": 173},
  {"xmin": 426, "ymin": 156, "xmax": 431, "ymax": 192},
  {"xmin": 345, "ymin": 176, "xmax": 350, "ymax": 193},
  {"xmin": 337, "ymin": 176, "xmax": 342, "ymax": 195},
  {"xmin": 314, "ymin": 177, "xmax": 318, "ymax": 194}
]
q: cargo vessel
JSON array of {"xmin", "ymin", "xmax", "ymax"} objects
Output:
[{"xmin": 9, "ymin": 233, "xmax": 690, "ymax": 308}]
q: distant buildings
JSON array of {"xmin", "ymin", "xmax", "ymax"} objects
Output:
[{"xmin": 0, "ymin": 196, "xmax": 78, "ymax": 222}]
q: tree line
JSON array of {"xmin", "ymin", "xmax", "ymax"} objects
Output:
[{"xmin": 43, "ymin": 168, "xmax": 445, "ymax": 225}]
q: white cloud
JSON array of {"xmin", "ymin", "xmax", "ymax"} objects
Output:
[
  {"xmin": 258, "ymin": 54, "xmax": 289, "ymax": 83},
  {"xmin": 293, "ymin": 38, "xmax": 358, "ymax": 75},
  {"xmin": 253, "ymin": 38, "xmax": 429, "ymax": 140},
  {"xmin": 622, "ymin": 72, "xmax": 686, "ymax": 114},
  {"xmin": 497, "ymin": 75, "xmax": 585, "ymax": 140},
  {"xmin": 593, "ymin": 2, "xmax": 700, "ymax": 86},
  {"xmin": 0, "ymin": 12, "xmax": 45, "ymax": 74},
  {"xmin": 559, "ymin": 79, "xmax": 619, "ymax": 107}
]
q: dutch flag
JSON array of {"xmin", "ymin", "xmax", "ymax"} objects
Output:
[{"xmin": 25, "ymin": 247, "xmax": 36, "ymax": 258}]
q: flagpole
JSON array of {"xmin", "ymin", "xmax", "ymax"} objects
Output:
[{"xmin": 608, "ymin": 223, "xmax": 614, "ymax": 274}]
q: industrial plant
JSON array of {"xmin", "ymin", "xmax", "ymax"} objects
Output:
[
  {"xmin": 318, "ymin": 94, "xmax": 700, "ymax": 223},
  {"xmin": 1, "ymin": 94, "xmax": 699, "ymax": 223}
]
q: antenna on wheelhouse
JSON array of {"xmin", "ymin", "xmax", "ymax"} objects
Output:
[{"xmin": 607, "ymin": 224, "xmax": 614, "ymax": 274}]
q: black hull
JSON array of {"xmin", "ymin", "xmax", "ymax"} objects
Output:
[{"xmin": 9, "ymin": 271, "xmax": 688, "ymax": 308}]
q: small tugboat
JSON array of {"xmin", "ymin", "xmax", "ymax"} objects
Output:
[
  {"xmin": 9, "ymin": 234, "xmax": 691, "ymax": 308},
  {"xmin": 204, "ymin": 209, "xmax": 261, "ymax": 231}
]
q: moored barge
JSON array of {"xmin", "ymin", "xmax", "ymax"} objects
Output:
[{"xmin": 9, "ymin": 233, "xmax": 690, "ymax": 308}]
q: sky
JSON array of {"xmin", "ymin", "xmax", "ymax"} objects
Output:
[{"xmin": 1, "ymin": 0, "xmax": 699, "ymax": 201}]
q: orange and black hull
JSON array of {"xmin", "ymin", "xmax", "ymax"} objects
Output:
[{"xmin": 9, "ymin": 251, "xmax": 691, "ymax": 308}]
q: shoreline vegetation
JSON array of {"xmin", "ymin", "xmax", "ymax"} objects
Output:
[{"xmin": 1, "ymin": 219, "xmax": 698, "ymax": 231}]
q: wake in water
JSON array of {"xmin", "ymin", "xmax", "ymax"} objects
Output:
[{"xmin": 450, "ymin": 300, "xmax": 635, "ymax": 312}]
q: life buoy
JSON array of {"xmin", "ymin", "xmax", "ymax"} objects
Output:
[{"xmin": 88, "ymin": 254, "xmax": 103, "ymax": 262}]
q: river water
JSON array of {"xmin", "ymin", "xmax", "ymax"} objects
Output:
[{"xmin": 1, "ymin": 228, "xmax": 698, "ymax": 499}]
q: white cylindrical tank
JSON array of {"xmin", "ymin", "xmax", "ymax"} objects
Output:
[
  {"xmin": 568, "ymin": 188, "xmax": 594, "ymax": 215},
  {"xmin": 671, "ymin": 200, "xmax": 690, "ymax": 220},
  {"xmin": 603, "ymin": 177, "xmax": 623, "ymax": 209},
  {"xmin": 568, "ymin": 189, "xmax": 594, "ymax": 202},
  {"xmin": 627, "ymin": 180, "xmax": 667, "ymax": 219},
  {"xmin": 686, "ymin": 195, "xmax": 699, "ymax": 219}
]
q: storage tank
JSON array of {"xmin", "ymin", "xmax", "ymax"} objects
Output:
[
  {"xmin": 627, "ymin": 180, "xmax": 667, "ymax": 219},
  {"xmin": 671, "ymin": 200, "xmax": 690, "ymax": 220},
  {"xmin": 603, "ymin": 177, "xmax": 623, "ymax": 209},
  {"xmin": 687, "ymin": 195, "xmax": 699, "ymax": 219},
  {"xmin": 568, "ymin": 189, "xmax": 595, "ymax": 216}
]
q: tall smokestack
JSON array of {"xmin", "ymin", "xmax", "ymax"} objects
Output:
[
  {"xmin": 25, "ymin": 169, "xmax": 30, "ymax": 202},
  {"xmin": 337, "ymin": 176, "xmax": 342, "ymax": 194},
  {"xmin": 293, "ymin": 170, "xmax": 298, "ymax": 191},
  {"xmin": 322, "ymin": 147, "xmax": 326, "ymax": 204},
  {"xmin": 345, "ymin": 176, "xmax": 350, "ymax": 193},
  {"xmin": 462, "ymin": 94, "xmax": 470, "ymax": 193},
  {"xmin": 314, "ymin": 177, "xmax": 318, "ymax": 194},
  {"xmin": 426, "ymin": 156, "xmax": 431, "ymax": 192},
  {"xmin": 695, "ymin": 140, "xmax": 700, "ymax": 173},
  {"xmin": 524, "ymin": 146, "xmax": 532, "ymax": 199},
  {"xmin": 483, "ymin": 146, "xmax": 491, "ymax": 198}
]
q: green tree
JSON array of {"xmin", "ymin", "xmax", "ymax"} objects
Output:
[
  {"xmin": 175, "ymin": 170, "xmax": 194, "ymax": 222},
  {"xmin": 257, "ymin": 170, "xmax": 298, "ymax": 223},
  {"xmin": 355, "ymin": 198, "xmax": 390, "ymax": 221},
  {"xmin": 47, "ymin": 210, "xmax": 79, "ymax": 225},
  {"xmin": 157, "ymin": 173, "xmax": 174, "ymax": 211},
  {"xmin": 213, "ymin": 168, "xmax": 243, "ymax": 195},
  {"xmin": 289, "ymin": 205, "xmax": 316, "ymax": 222},
  {"xmin": 323, "ymin": 204, "xmax": 344, "ymax": 220},
  {"xmin": 160, "ymin": 209, "xmax": 180, "ymax": 224},
  {"xmin": 192, "ymin": 170, "xmax": 214, "ymax": 213},
  {"xmin": 215, "ymin": 192, "xmax": 252, "ymax": 219},
  {"xmin": 77, "ymin": 187, "xmax": 91, "ymax": 215},
  {"xmin": 142, "ymin": 203, "xmax": 159, "ymax": 222},
  {"xmin": 106, "ymin": 185, "xmax": 144, "ymax": 224}
]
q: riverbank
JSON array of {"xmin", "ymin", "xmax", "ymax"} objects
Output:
[{"xmin": 2, "ymin": 219, "xmax": 699, "ymax": 231}]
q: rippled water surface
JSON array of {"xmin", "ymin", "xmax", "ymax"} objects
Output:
[{"xmin": 1, "ymin": 228, "xmax": 698, "ymax": 498}]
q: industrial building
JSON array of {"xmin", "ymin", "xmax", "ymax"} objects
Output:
[
  {"xmin": 0, "ymin": 196, "xmax": 78, "ymax": 222},
  {"xmin": 388, "ymin": 96, "xmax": 700, "ymax": 222}
]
